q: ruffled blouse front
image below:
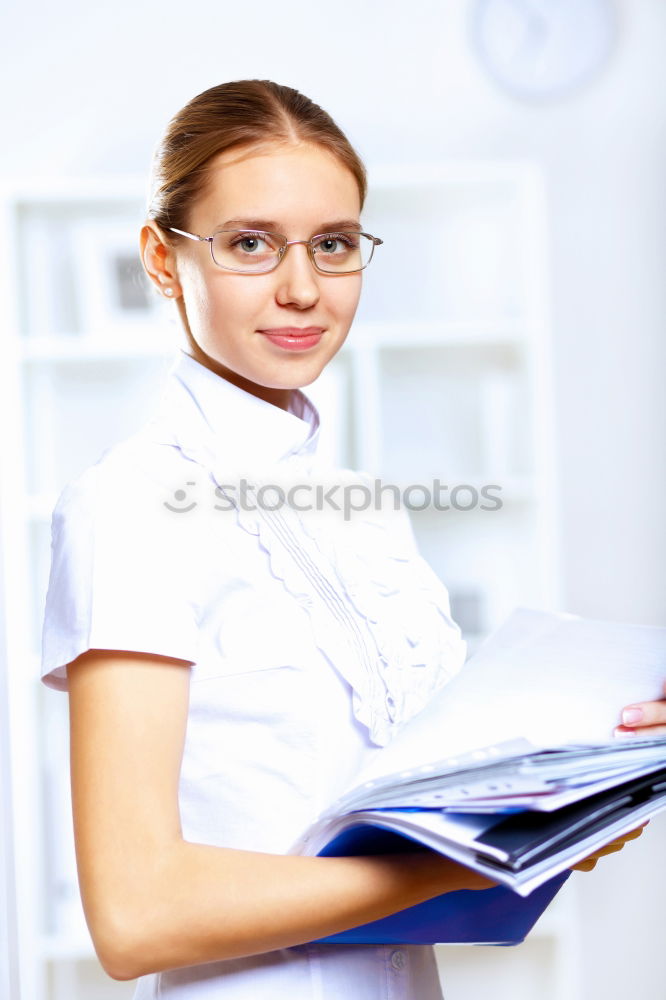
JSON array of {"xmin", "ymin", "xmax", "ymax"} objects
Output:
[{"xmin": 144, "ymin": 349, "xmax": 468, "ymax": 748}]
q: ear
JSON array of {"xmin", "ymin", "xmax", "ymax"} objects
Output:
[{"xmin": 140, "ymin": 223, "xmax": 182, "ymax": 300}]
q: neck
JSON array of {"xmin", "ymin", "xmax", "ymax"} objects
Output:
[{"xmin": 182, "ymin": 337, "xmax": 293, "ymax": 412}]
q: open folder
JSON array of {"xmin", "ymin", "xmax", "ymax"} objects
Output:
[{"xmin": 288, "ymin": 607, "xmax": 666, "ymax": 945}]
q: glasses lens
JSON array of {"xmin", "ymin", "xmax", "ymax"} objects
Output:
[
  {"xmin": 312, "ymin": 232, "xmax": 374, "ymax": 273},
  {"xmin": 211, "ymin": 230, "xmax": 283, "ymax": 272}
]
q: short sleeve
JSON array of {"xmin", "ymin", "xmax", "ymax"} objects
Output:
[{"xmin": 41, "ymin": 455, "xmax": 200, "ymax": 692}]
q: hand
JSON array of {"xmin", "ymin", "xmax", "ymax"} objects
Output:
[
  {"xmin": 570, "ymin": 823, "xmax": 648, "ymax": 872},
  {"xmin": 615, "ymin": 679, "xmax": 666, "ymax": 738}
]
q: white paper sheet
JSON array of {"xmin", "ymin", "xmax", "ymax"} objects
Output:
[{"xmin": 351, "ymin": 607, "xmax": 666, "ymax": 789}]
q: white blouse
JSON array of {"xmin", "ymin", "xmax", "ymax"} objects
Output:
[{"xmin": 41, "ymin": 348, "xmax": 467, "ymax": 1000}]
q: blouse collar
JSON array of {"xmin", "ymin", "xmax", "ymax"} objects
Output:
[{"xmin": 148, "ymin": 349, "xmax": 321, "ymax": 475}]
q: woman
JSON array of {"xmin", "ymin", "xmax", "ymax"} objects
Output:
[{"xmin": 41, "ymin": 80, "xmax": 665, "ymax": 999}]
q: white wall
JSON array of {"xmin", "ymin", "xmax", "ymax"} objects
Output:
[{"xmin": 3, "ymin": 2, "xmax": 664, "ymax": 998}]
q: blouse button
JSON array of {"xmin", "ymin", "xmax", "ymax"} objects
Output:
[
  {"xmin": 390, "ymin": 949, "xmax": 406, "ymax": 971},
  {"xmin": 385, "ymin": 693, "xmax": 397, "ymax": 721}
]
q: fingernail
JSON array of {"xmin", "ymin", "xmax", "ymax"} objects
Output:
[
  {"xmin": 622, "ymin": 708, "xmax": 644, "ymax": 725},
  {"xmin": 614, "ymin": 726, "xmax": 637, "ymax": 738}
]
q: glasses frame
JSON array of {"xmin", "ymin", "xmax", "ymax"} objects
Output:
[{"xmin": 167, "ymin": 226, "xmax": 383, "ymax": 275}]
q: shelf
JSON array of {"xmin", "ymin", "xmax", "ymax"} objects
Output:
[
  {"xmin": 16, "ymin": 322, "xmax": 530, "ymax": 361},
  {"xmin": 366, "ymin": 160, "xmax": 544, "ymax": 189},
  {"xmin": 1, "ymin": 174, "xmax": 149, "ymax": 203},
  {"xmin": 372, "ymin": 477, "xmax": 536, "ymax": 506},
  {"xmin": 18, "ymin": 332, "xmax": 178, "ymax": 361},
  {"xmin": 351, "ymin": 320, "xmax": 532, "ymax": 349}
]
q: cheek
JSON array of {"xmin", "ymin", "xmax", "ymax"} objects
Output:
[
  {"xmin": 178, "ymin": 259, "xmax": 218, "ymax": 325},
  {"xmin": 328, "ymin": 276, "xmax": 362, "ymax": 320},
  {"xmin": 203, "ymin": 278, "xmax": 267, "ymax": 327}
]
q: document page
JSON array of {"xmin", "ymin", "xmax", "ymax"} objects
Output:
[{"xmin": 351, "ymin": 607, "xmax": 666, "ymax": 790}]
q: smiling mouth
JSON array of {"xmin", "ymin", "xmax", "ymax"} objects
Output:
[
  {"xmin": 258, "ymin": 328, "xmax": 325, "ymax": 351},
  {"xmin": 258, "ymin": 327, "xmax": 324, "ymax": 336}
]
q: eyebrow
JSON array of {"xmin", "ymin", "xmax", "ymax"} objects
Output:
[{"xmin": 216, "ymin": 218, "xmax": 363, "ymax": 233}]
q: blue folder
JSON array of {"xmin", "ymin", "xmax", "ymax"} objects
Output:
[{"xmin": 313, "ymin": 823, "xmax": 571, "ymax": 946}]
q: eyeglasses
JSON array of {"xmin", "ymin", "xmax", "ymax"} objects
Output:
[{"xmin": 167, "ymin": 227, "xmax": 383, "ymax": 275}]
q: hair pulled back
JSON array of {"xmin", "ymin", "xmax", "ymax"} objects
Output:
[{"xmin": 147, "ymin": 80, "xmax": 367, "ymax": 234}]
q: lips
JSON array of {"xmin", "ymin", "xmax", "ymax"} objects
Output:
[{"xmin": 258, "ymin": 327, "xmax": 325, "ymax": 351}]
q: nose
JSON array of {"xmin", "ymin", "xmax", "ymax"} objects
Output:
[{"xmin": 274, "ymin": 241, "xmax": 320, "ymax": 309}]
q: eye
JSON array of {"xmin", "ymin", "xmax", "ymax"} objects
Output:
[
  {"xmin": 229, "ymin": 232, "xmax": 274, "ymax": 254},
  {"xmin": 315, "ymin": 232, "xmax": 360, "ymax": 254},
  {"xmin": 211, "ymin": 231, "xmax": 284, "ymax": 272}
]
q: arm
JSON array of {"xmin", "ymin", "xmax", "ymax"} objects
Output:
[{"xmin": 67, "ymin": 649, "xmax": 493, "ymax": 983}]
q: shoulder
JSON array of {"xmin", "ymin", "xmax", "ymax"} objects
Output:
[
  {"xmin": 50, "ymin": 429, "xmax": 203, "ymax": 558},
  {"xmin": 54, "ymin": 428, "xmax": 189, "ymax": 514}
]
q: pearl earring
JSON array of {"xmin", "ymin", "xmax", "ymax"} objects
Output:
[{"xmin": 164, "ymin": 287, "xmax": 174, "ymax": 297}]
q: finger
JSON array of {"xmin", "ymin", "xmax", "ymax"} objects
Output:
[
  {"xmin": 623, "ymin": 822, "xmax": 649, "ymax": 838},
  {"xmin": 596, "ymin": 825, "xmax": 647, "ymax": 852},
  {"xmin": 572, "ymin": 858, "xmax": 597, "ymax": 872},
  {"xmin": 609, "ymin": 823, "xmax": 648, "ymax": 841},
  {"xmin": 572, "ymin": 844, "xmax": 624, "ymax": 870},
  {"xmin": 614, "ymin": 723, "xmax": 666, "ymax": 738},
  {"xmin": 619, "ymin": 698, "xmax": 666, "ymax": 728},
  {"xmin": 594, "ymin": 841, "xmax": 626, "ymax": 858},
  {"xmin": 571, "ymin": 824, "xmax": 648, "ymax": 872}
]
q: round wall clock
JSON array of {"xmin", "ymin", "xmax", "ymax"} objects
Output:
[{"xmin": 469, "ymin": 0, "xmax": 617, "ymax": 101}]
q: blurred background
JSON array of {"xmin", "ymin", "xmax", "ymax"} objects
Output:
[{"xmin": 1, "ymin": 1, "xmax": 664, "ymax": 998}]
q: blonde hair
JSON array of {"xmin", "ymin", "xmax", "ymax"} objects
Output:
[{"xmin": 147, "ymin": 79, "xmax": 367, "ymax": 233}]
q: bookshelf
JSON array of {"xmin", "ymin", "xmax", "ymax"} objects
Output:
[{"xmin": 0, "ymin": 163, "xmax": 575, "ymax": 998}]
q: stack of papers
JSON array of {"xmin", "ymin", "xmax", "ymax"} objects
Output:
[
  {"xmin": 305, "ymin": 735, "xmax": 666, "ymax": 897},
  {"xmin": 290, "ymin": 607, "xmax": 666, "ymax": 943}
]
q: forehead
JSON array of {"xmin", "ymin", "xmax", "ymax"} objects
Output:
[{"xmin": 191, "ymin": 142, "xmax": 361, "ymax": 231}]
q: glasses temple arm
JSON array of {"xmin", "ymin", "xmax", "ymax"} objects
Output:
[{"xmin": 168, "ymin": 227, "xmax": 209, "ymax": 243}]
